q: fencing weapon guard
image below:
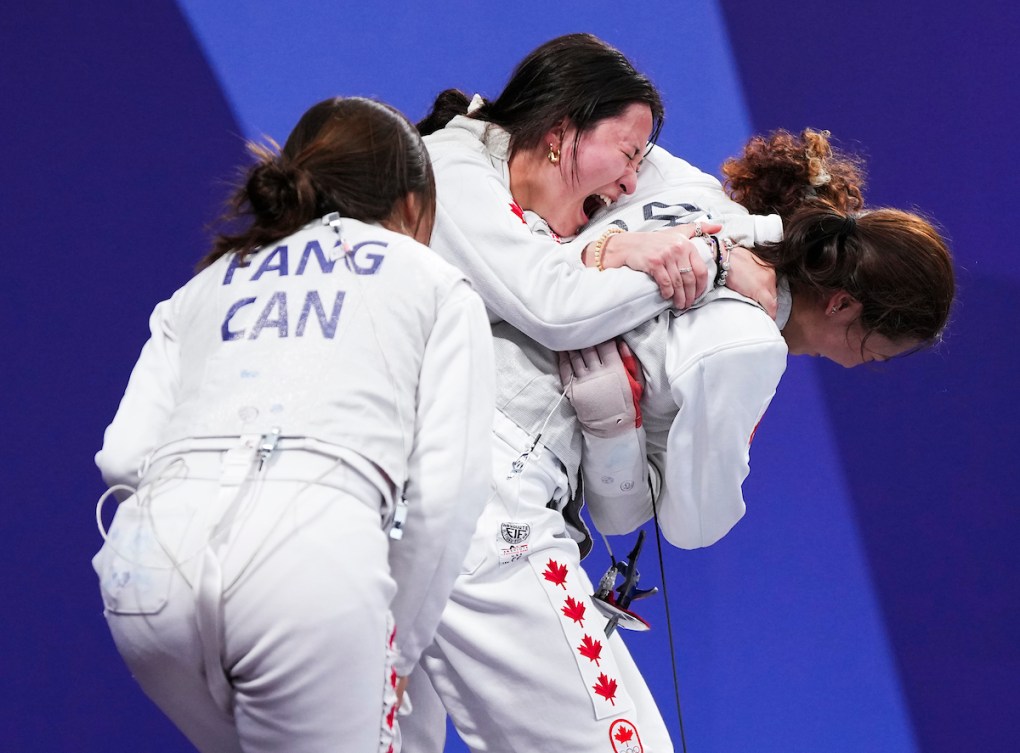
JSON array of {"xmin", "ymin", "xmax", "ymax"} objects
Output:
[{"xmin": 592, "ymin": 530, "xmax": 658, "ymax": 636}]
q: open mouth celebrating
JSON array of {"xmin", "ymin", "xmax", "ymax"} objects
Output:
[{"xmin": 582, "ymin": 193, "xmax": 613, "ymax": 223}]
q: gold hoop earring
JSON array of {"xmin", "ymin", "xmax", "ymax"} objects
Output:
[{"xmin": 548, "ymin": 144, "xmax": 560, "ymax": 164}]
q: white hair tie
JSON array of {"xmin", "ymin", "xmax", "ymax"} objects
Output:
[{"xmin": 467, "ymin": 93, "xmax": 485, "ymax": 115}]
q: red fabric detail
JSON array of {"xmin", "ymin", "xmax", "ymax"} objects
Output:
[
  {"xmin": 619, "ymin": 349, "xmax": 644, "ymax": 429},
  {"xmin": 614, "ymin": 726, "xmax": 634, "ymax": 744},
  {"xmin": 749, "ymin": 415, "xmax": 765, "ymax": 445},
  {"xmin": 609, "ymin": 720, "xmax": 644, "ymax": 753},
  {"xmin": 542, "ymin": 559, "xmax": 568, "ymax": 589},
  {"xmin": 509, "ymin": 201, "xmax": 526, "ymax": 224},
  {"xmin": 562, "ymin": 595, "xmax": 586, "ymax": 626},
  {"xmin": 578, "ymin": 634, "xmax": 603, "ymax": 666},
  {"xmin": 593, "ymin": 673, "xmax": 618, "ymax": 705}
]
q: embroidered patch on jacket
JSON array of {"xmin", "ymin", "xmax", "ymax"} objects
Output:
[
  {"xmin": 530, "ymin": 556, "xmax": 634, "ymax": 720},
  {"xmin": 608, "ymin": 718, "xmax": 644, "ymax": 753},
  {"xmin": 497, "ymin": 521, "xmax": 531, "ymax": 565},
  {"xmin": 500, "ymin": 522, "xmax": 531, "ymax": 545}
]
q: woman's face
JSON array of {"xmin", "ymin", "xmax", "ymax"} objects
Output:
[
  {"xmin": 539, "ymin": 103, "xmax": 653, "ymax": 236},
  {"xmin": 785, "ymin": 295, "xmax": 919, "ymax": 368},
  {"xmin": 801, "ymin": 321, "xmax": 917, "ymax": 368}
]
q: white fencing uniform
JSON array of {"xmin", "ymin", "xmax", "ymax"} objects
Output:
[
  {"xmin": 93, "ymin": 217, "xmax": 495, "ymax": 753},
  {"xmin": 423, "ymin": 115, "xmax": 716, "ymax": 349},
  {"xmin": 568, "ymin": 146, "xmax": 790, "ymax": 549},
  {"xmin": 582, "ymin": 287, "xmax": 790, "ymax": 548},
  {"xmin": 399, "ymin": 115, "xmax": 710, "ymax": 753}
]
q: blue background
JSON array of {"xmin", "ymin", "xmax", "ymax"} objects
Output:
[{"xmin": 3, "ymin": 2, "xmax": 1016, "ymax": 751}]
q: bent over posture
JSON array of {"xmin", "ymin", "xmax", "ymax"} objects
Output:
[
  {"xmin": 566, "ymin": 129, "xmax": 955, "ymax": 550},
  {"xmin": 92, "ymin": 97, "xmax": 494, "ymax": 753}
]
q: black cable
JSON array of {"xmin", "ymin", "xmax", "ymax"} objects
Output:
[{"xmin": 653, "ymin": 509, "xmax": 689, "ymax": 753}]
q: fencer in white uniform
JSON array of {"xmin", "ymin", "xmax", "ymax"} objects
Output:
[
  {"xmin": 402, "ymin": 120, "xmax": 761, "ymax": 752},
  {"xmin": 401, "ymin": 34, "xmax": 784, "ymax": 753},
  {"xmin": 92, "ymin": 98, "xmax": 495, "ymax": 753},
  {"xmin": 565, "ymin": 144, "xmax": 786, "ymax": 549},
  {"xmin": 565, "ymin": 140, "xmax": 955, "ymax": 552}
]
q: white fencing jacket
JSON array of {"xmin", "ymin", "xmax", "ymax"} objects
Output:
[
  {"xmin": 96, "ymin": 217, "xmax": 495, "ymax": 673},
  {"xmin": 568, "ymin": 146, "xmax": 790, "ymax": 549},
  {"xmin": 424, "ymin": 116, "xmax": 717, "ymax": 351}
]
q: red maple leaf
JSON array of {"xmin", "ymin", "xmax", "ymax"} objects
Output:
[
  {"xmin": 614, "ymin": 726, "xmax": 634, "ymax": 744},
  {"xmin": 593, "ymin": 673, "xmax": 618, "ymax": 705},
  {"xmin": 386, "ymin": 703, "xmax": 396, "ymax": 728},
  {"xmin": 562, "ymin": 595, "xmax": 586, "ymax": 625},
  {"xmin": 509, "ymin": 201, "xmax": 527, "ymax": 224},
  {"xmin": 543, "ymin": 559, "xmax": 568, "ymax": 589},
  {"xmin": 390, "ymin": 668, "xmax": 398, "ymax": 688},
  {"xmin": 578, "ymin": 634, "xmax": 603, "ymax": 666}
]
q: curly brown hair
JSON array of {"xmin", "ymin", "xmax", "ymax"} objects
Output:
[{"xmin": 722, "ymin": 128, "xmax": 865, "ymax": 219}]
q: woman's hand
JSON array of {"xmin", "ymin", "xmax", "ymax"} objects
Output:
[
  {"xmin": 724, "ymin": 244, "xmax": 778, "ymax": 318},
  {"xmin": 591, "ymin": 222, "xmax": 722, "ymax": 309}
]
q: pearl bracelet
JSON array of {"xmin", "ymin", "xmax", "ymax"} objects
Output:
[{"xmin": 592, "ymin": 226, "xmax": 624, "ymax": 272}]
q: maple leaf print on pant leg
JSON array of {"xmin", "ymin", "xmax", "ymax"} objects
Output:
[
  {"xmin": 578, "ymin": 634, "xmax": 603, "ymax": 666},
  {"xmin": 543, "ymin": 559, "xmax": 568, "ymax": 589},
  {"xmin": 594, "ymin": 673, "xmax": 618, "ymax": 705},
  {"xmin": 562, "ymin": 595, "xmax": 586, "ymax": 626}
]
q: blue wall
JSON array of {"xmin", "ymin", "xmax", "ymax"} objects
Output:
[{"xmin": 3, "ymin": 2, "xmax": 1015, "ymax": 750}]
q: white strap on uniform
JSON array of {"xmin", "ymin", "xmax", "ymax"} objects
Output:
[{"xmin": 194, "ymin": 433, "xmax": 266, "ymax": 714}]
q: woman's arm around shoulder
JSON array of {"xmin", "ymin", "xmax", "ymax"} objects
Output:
[{"xmin": 427, "ymin": 134, "xmax": 672, "ymax": 351}]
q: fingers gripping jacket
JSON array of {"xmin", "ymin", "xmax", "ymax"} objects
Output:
[{"xmin": 558, "ymin": 340, "xmax": 644, "ymax": 438}]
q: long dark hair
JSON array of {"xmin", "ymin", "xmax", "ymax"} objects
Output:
[
  {"xmin": 199, "ymin": 96, "xmax": 435, "ymax": 271},
  {"xmin": 756, "ymin": 205, "xmax": 954, "ymax": 347},
  {"xmin": 417, "ymin": 33, "xmax": 664, "ymax": 164},
  {"xmin": 723, "ymin": 128, "xmax": 953, "ymax": 347}
]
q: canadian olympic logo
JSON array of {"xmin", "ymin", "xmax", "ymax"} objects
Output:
[{"xmin": 608, "ymin": 718, "xmax": 644, "ymax": 753}]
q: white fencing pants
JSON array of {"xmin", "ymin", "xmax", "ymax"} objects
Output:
[
  {"xmin": 401, "ymin": 412, "xmax": 673, "ymax": 753},
  {"xmin": 94, "ymin": 446, "xmax": 400, "ymax": 753}
]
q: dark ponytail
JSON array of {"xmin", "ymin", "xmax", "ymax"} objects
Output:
[
  {"xmin": 417, "ymin": 33, "xmax": 664, "ymax": 161},
  {"xmin": 242, "ymin": 143, "xmax": 320, "ymax": 231},
  {"xmin": 756, "ymin": 205, "xmax": 954, "ymax": 346},
  {"xmin": 199, "ymin": 97, "xmax": 435, "ymax": 271},
  {"xmin": 416, "ymin": 89, "xmax": 473, "ymax": 136}
]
